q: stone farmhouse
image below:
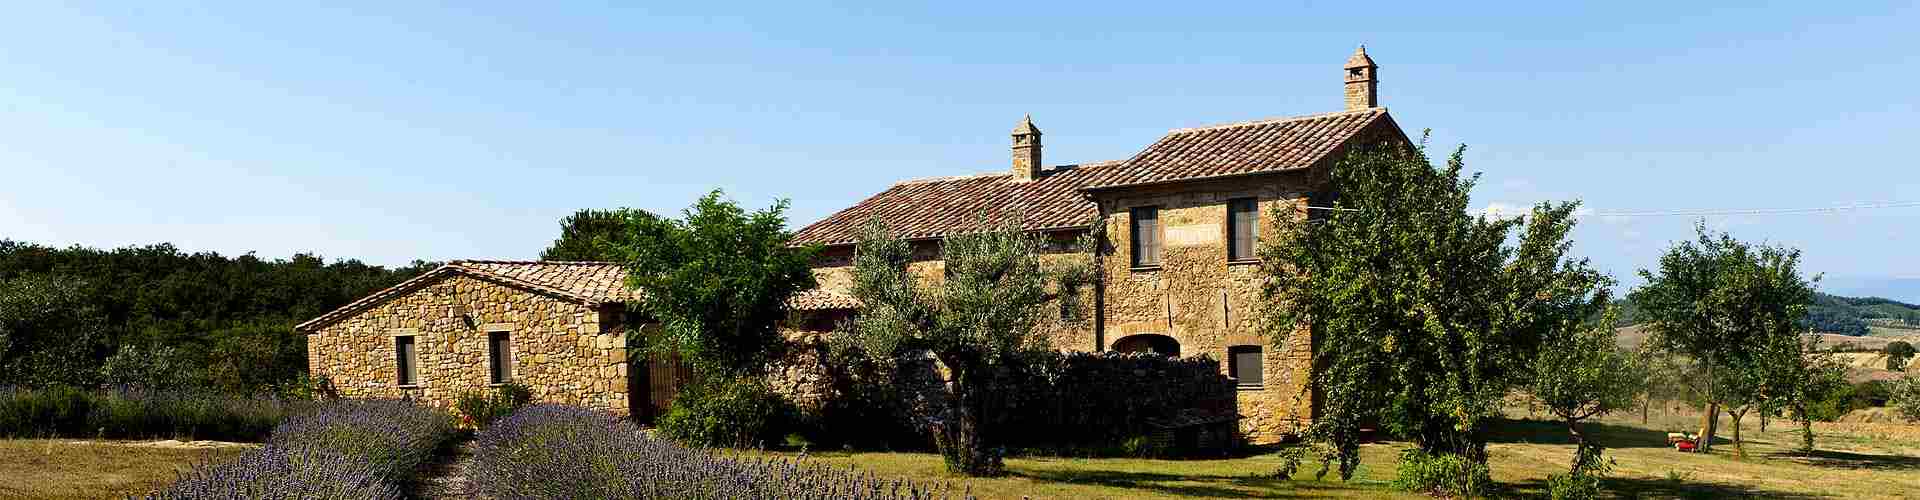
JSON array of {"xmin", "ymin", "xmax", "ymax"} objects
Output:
[{"xmin": 297, "ymin": 47, "xmax": 1411, "ymax": 444}]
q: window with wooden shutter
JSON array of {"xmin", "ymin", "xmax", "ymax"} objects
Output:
[
  {"xmin": 395, "ymin": 336, "xmax": 418, "ymax": 386},
  {"xmin": 1228, "ymin": 198, "xmax": 1258, "ymax": 261},
  {"xmin": 1229, "ymin": 345, "xmax": 1263, "ymax": 388},
  {"xmin": 1130, "ymin": 206, "xmax": 1160, "ymax": 267},
  {"xmin": 488, "ymin": 330, "xmax": 513, "ymax": 384}
]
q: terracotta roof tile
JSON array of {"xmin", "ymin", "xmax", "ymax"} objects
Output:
[
  {"xmin": 1082, "ymin": 108, "xmax": 1389, "ymax": 190},
  {"xmin": 788, "ymin": 289, "xmax": 861, "ymax": 311},
  {"xmin": 297, "ymin": 260, "xmax": 859, "ymax": 332},
  {"xmin": 789, "ymin": 160, "xmax": 1124, "ymax": 247},
  {"xmin": 791, "ymin": 109, "xmax": 1396, "ymax": 246}
]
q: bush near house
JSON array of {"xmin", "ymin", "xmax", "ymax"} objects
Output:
[
  {"xmin": 454, "ymin": 382, "xmax": 534, "ymax": 429},
  {"xmin": 471, "ymin": 404, "xmax": 975, "ymax": 500},
  {"xmin": 144, "ymin": 398, "xmax": 458, "ymax": 499}
]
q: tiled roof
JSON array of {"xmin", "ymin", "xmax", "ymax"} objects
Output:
[
  {"xmin": 789, "ymin": 160, "xmax": 1125, "ymax": 246},
  {"xmin": 297, "ymin": 260, "xmax": 860, "ymax": 332},
  {"xmin": 1082, "ymin": 108, "xmax": 1390, "ymax": 190},
  {"xmin": 790, "ymin": 109, "xmax": 1396, "ymax": 246},
  {"xmin": 295, "ymin": 260, "xmax": 632, "ymax": 332},
  {"xmin": 788, "ymin": 289, "xmax": 861, "ymax": 311}
]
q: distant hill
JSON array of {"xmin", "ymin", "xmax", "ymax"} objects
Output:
[
  {"xmin": 1818, "ymin": 276, "xmax": 1920, "ymax": 305},
  {"xmin": 1610, "ymin": 292, "xmax": 1920, "ymax": 337}
]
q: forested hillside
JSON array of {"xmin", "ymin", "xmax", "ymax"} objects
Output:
[
  {"xmin": 0, "ymin": 240, "xmax": 435, "ymax": 392},
  {"xmin": 1610, "ymin": 292, "xmax": 1920, "ymax": 336}
]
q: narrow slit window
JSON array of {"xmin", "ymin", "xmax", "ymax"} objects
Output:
[
  {"xmin": 395, "ymin": 336, "xmax": 418, "ymax": 386},
  {"xmin": 488, "ymin": 331, "xmax": 513, "ymax": 384},
  {"xmin": 1130, "ymin": 206, "xmax": 1160, "ymax": 267},
  {"xmin": 1228, "ymin": 198, "xmax": 1259, "ymax": 261},
  {"xmin": 1229, "ymin": 345, "xmax": 1263, "ymax": 388}
]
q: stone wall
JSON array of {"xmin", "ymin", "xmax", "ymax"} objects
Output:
[
  {"xmin": 1093, "ymin": 173, "xmax": 1316, "ymax": 443},
  {"xmin": 306, "ymin": 274, "xmax": 631, "ymax": 415}
]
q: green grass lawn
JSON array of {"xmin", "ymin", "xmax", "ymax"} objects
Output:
[
  {"xmin": 758, "ymin": 411, "xmax": 1920, "ymax": 499},
  {"xmin": 0, "ymin": 440, "xmax": 251, "ymax": 499}
]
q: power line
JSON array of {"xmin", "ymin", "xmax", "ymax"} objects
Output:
[
  {"xmin": 1304, "ymin": 201, "xmax": 1920, "ymax": 218},
  {"xmin": 1588, "ymin": 200, "xmax": 1920, "ymax": 218}
]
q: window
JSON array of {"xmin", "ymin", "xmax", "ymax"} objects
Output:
[
  {"xmin": 1229, "ymin": 345, "xmax": 1263, "ymax": 388},
  {"xmin": 1228, "ymin": 198, "xmax": 1258, "ymax": 261},
  {"xmin": 488, "ymin": 331, "xmax": 514, "ymax": 384},
  {"xmin": 395, "ymin": 336, "xmax": 419, "ymax": 386},
  {"xmin": 1130, "ymin": 206, "xmax": 1160, "ymax": 267}
]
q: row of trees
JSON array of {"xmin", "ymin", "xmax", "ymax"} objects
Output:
[
  {"xmin": 1257, "ymin": 137, "xmax": 1845, "ymax": 495},
  {"xmin": 0, "ymin": 241, "xmax": 433, "ymax": 392}
]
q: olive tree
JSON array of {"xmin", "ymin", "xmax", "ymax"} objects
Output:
[
  {"xmin": 839, "ymin": 217, "xmax": 1095, "ymax": 476},
  {"xmin": 1530, "ymin": 309, "xmax": 1640, "ymax": 473}
]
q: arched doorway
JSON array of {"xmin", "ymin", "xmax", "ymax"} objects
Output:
[{"xmin": 1112, "ymin": 334, "xmax": 1181, "ymax": 357}]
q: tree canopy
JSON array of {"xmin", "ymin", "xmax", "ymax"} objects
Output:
[
  {"xmin": 539, "ymin": 208, "xmax": 662, "ymax": 262},
  {"xmin": 1260, "ymin": 139, "xmax": 1609, "ymax": 487},
  {"xmin": 620, "ymin": 190, "xmax": 818, "ymax": 377},
  {"xmin": 0, "ymin": 240, "xmax": 433, "ymax": 392},
  {"xmin": 1630, "ymin": 223, "xmax": 1815, "ymax": 454}
]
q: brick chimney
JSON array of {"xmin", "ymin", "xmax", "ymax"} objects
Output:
[
  {"xmin": 1344, "ymin": 46, "xmax": 1378, "ymax": 110},
  {"xmin": 1011, "ymin": 114, "xmax": 1043, "ymax": 181}
]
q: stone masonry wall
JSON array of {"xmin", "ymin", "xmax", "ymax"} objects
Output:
[
  {"xmin": 307, "ymin": 274, "xmax": 631, "ymax": 416},
  {"xmin": 1096, "ymin": 174, "xmax": 1315, "ymax": 444}
]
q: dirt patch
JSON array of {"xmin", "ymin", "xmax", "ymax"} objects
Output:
[{"xmin": 63, "ymin": 439, "xmax": 259, "ymax": 449}]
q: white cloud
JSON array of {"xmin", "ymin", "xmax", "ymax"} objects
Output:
[{"xmin": 1480, "ymin": 202, "xmax": 1527, "ymax": 221}]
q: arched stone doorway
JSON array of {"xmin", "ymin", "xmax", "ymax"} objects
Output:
[{"xmin": 1112, "ymin": 333, "xmax": 1181, "ymax": 357}]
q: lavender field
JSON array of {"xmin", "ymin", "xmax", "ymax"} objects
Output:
[{"xmin": 142, "ymin": 398, "xmax": 457, "ymax": 499}]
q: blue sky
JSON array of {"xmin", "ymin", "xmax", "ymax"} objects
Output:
[{"xmin": 3, "ymin": 2, "xmax": 1917, "ymax": 297}]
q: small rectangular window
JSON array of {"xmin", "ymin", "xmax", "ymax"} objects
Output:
[
  {"xmin": 1229, "ymin": 346, "xmax": 1263, "ymax": 388},
  {"xmin": 1228, "ymin": 198, "xmax": 1259, "ymax": 261},
  {"xmin": 488, "ymin": 331, "xmax": 513, "ymax": 384},
  {"xmin": 395, "ymin": 336, "xmax": 418, "ymax": 386},
  {"xmin": 1130, "ymin": 206, "xmax": 1160, "ymax": 267}
]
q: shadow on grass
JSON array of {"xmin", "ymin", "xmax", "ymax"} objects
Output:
[
  {"xmin": 1770, "ymin": 449, "xmax": 1920, "ymax": 471},
  {"xmin": 1483, "ymin": 418, "xmax": 1680, "ymax": 449},
  {"xmin": 1006, "ymin": 468, "xmax": 1384, "ymax": 499},
  {"xmin": 1543, "ymin": 476, "xmax": 1828, "ymax": 500}
]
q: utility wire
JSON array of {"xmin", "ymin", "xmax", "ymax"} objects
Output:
[{"xmin": 1302, "ymin": 201, "xmax": 1920, "ymax": 218}]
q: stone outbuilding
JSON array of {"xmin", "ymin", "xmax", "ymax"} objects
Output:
[{"xmin": 786, "ymin": 47, "xmax": 1413, "ymax": 443}]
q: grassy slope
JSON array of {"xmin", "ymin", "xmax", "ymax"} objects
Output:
[
  {"xmin": 0, "ymin": 440, "xmax": 250, "ymax": 499},
  {"xmin": 760, "ymin": 411, "xmax": 1920, "ymax": 499}
]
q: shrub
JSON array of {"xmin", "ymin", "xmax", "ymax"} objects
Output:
[
  {"xmin": 1893, "ymin": 376, "xmax": 1920, "ymax": 422},
  {"xmin": 145, "ymin": 398, "xmax": 457, "ymax": 499},
  {"xmin": 471, "ymin": 404, "xmax": 976, "ymax": 499},
  {"xmin": 456, "ymin": 382, "xmax": 534, "ymax": 428},
  {"xmin": 1390, "ymin": 449, "xmax": 1493, "ymax": 498},
  {"xmin": 1545, "ymin": 445, "xmax": 1612, "ymax": 500},
  {"xmin": 658, "ymin": 376, "xmax": 795, "ymax": 448},
  {"xmin": 0, "ymin": 385, "xmax": 298, "ymax": 441}
]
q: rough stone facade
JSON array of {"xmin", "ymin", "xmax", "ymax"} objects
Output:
[
  {"xmin": 306, "ymin": 274, "xmax": 631, "ymax": 416},
  {"xmin": 1091, "ymin": 174, "xmax": 1316, "ymax": 443}
]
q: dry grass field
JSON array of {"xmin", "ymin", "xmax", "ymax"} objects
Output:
[
  {"xmin": 760, "ymin": 411, "xmax": 1920, "ymax": 499},
  {"xmin": 0, "ymin": 440, "xmax": 251, "ymax": 499},
  {"xmin": 5, "ymin": 410, "xmax": 1914, "ymax": 499}
]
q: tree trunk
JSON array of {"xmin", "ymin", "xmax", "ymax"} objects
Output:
[
  {"xmin": 1729, "ymin": 407, "xmax": 1748, "ymax": 459},
  {"xmin": 1641, "ymin": 397, "xmax": 1650, "ymax": 425},
  {"xmin": 1566, "ymin": 418, "xmax": 1592, "ymax": 474},
  {"xmin": 1699, "ymin": 402, "xmax": 1720, "ymax": 452},
  {"xmin": 932, "ymin": 355, "xmax": 1002, "ymax": 476},
  {"xmin": 1796, "ymin": 401, "xmax": 1815, "ymax": 453},
  {"xmin": 1759, "ymin": 408, "xmax": 1769, "ymax": 433}
]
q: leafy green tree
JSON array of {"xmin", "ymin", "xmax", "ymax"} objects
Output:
[
  {"xmin": 1260, "ymin": 140, "xmax": 1608, "ymax": 485},
  {"xmin": 1530, "ymin": 309, "xmax": 1640, "ymax": 473},
  {"xmin": 621, "ymin": 190, "xmax": 817, "ymax": 377},
  {"xmin": 539, "ymin": 208, "xmax": 662, "ymax": 261},
  {"xmin": 840, "ymin": 217, "xmax": 1096, "ymax": 476},
  {"xmin": 1891, "ymin": 375, "xmax": 1920, "ymax": 422},
  {"xmin": 0, "ymin": 274, "xmax": 110, "ymax": 386},
  {"xmin": 1886, "ymin": 341, "xmax": 1915, "ymax": 372},
  {"xmin": 1630, "ymin": 223, "xmax": 1814, "ymax": 454}
]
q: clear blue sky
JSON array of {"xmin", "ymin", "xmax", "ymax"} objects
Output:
[{"xmin": 4, "ymin": 2, "xmax": 1917, "ymax": 297}]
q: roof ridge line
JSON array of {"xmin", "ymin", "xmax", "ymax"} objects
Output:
[
  {"xmin": 1167, "ymin": 107, "xmax": 1386, "ymax": 134},
  {"xmin": 454, "ymin": 259, "xmax": 622, "ymax": 265},
  {"xmin": 889, "ymin": 160, "xmax": 1128, "ymax": 187}
]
